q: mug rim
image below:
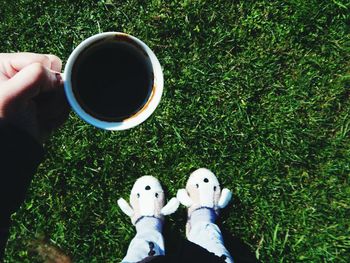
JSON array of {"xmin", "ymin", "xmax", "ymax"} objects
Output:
[{"xmin": 63, "ymin": 32, "xmax": 163, "ymax": 130}]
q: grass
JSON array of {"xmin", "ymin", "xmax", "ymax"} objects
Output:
[{"xmin": 1, "ymin": 0, "xmax": 349, "ymax": 262}]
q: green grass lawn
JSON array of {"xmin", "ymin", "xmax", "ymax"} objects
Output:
[{"xmin": 1, "ymin": 0, "xmax": 349, "ymax": 262}]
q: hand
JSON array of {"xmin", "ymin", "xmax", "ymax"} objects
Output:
[{"xmin": 0, "ymin": 52, "xmax": 70, "ymax": 143}]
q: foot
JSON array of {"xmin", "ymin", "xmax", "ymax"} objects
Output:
[
  {"xmin": 176, "ymin": 168, "xmax": 232, "ymax": 236},
  {"xmin": 118, "ymin": 175, "xmax": 179, "ymax": 225}
]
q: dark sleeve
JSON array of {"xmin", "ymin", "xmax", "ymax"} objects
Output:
[{"xmin": 0, "ymin": 120, "xmax": 44, "ymax": 260}]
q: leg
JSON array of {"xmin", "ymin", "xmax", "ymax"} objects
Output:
[
  {"xmin": 118, "ymin": 176, "xmax": 179, "ymax": 263},
  {"xmin": 122, "ymin": 217, "xmax": 164, "ymax": 263},
  {"xmin": 177, "ymin": 168, "xmax": 235, "ymax": 263},
  {"xmin": 187, "ymin": 208, "xmax": 233, "ymax": 263}
]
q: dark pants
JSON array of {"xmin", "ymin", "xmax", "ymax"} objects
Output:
[{"xmin": 139, "ymin": 230, "xmax": 259, "ymax": 263}]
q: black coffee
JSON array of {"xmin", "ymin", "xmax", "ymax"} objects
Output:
[{"xmin": 72, "ymin": 37, "xmax": 154, "ymax": 122}]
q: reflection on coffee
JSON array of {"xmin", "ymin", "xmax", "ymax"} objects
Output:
[{"xmin": 72, "ymin": 37, "xmax": 154, "ymax": 122}]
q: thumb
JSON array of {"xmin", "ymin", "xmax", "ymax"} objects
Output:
[{"xmin": 4, "ymin": 62, "xmax": 61, "ymax": 102}]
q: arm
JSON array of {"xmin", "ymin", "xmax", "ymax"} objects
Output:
[
  {"xmin": 0, "ymin": 120, "xmax": 44, "ymax": 259},
  {"xmin": 0, "ymin": 53, "xmax": 69, "ymax": 260}
]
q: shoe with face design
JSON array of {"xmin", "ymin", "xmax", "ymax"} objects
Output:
[
  {"xmin": 176, "ymin": 168, "xmax": 232, "ymax": 235},
  {"xmin": 118, "ymin": 176, "xmax": 180, "ymax": 225}
]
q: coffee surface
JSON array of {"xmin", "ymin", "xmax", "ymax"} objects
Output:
[{"xmin": 72, "ymin": 40, "xmax": 153, "ymax": 121}]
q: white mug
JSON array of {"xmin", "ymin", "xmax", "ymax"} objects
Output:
[{"xmin": 63, "ymin": 32, "xmax": 163, "ymax": 130}]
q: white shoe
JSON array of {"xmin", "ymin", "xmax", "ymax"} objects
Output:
[
  {"xmin": 176, "ymin": 168, "xmax": 232, "ymax": 236},
  {"xmin": 118, "ymin": 176, "xmax": 179, "ymax": 225}
]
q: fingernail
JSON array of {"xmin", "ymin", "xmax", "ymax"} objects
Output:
[{"xmin": 55, "ymin": 72, "xmax": 63, "ymax": 86}]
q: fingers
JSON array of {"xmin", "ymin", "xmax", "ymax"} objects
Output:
[
  {"xmin": 4, "ymin": 62, "xmax": 61, "ymax": 101},
  {"xmin": 0, "ymin": 52, "xmax": 62, "ymax": 79},
  {"xmin": 45, "ymin": 54, "xmax": 62, "ymax": 72},
  {"xmin": 7, "ymin": 52, "xmax": 52, "ymax": 71}
]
